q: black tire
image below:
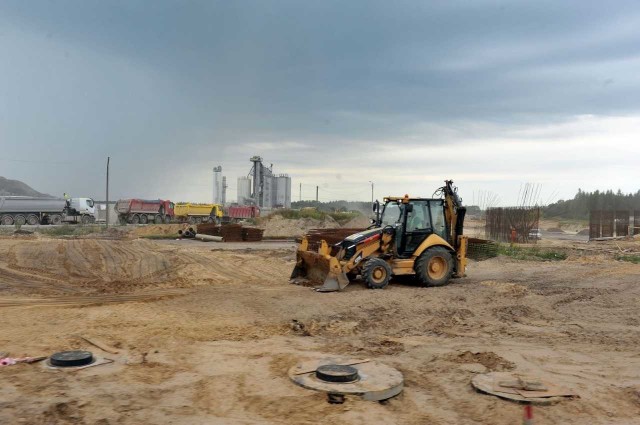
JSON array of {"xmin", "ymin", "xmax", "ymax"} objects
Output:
[
  {"xmin": 131, "ymin": 214, "xmax": 140, "ymax": 225},
  {"xmin": 188, "ymin": 216, "xmax": 196, "ymax": 225},
  {"xmin": 81, "ymin": 215, "xmax": 92, "ymax": 225},
  {"xmin": 26, "ymin": 214, "xmax": 39, "ymax": 225},
  {"xmin": 50, "ymin": 214, "xmax": 63, "ymax": 225},
  {"xmin": 154, "ymin": 215, "xmax": 163, "ymax": 224},
  {"xmin": 49, "ymin": 350, "xmax": 94, "ymax": 367},
  {"xmin": 119, "ymin": 216, "xmax": 128, "ymax": 225},
  {"xmin": 164, "ymin": 215, "xmax": 171, "ymax": 224},
  {"xmin": 14, "ymin": 215, "xmax": 26, "ymax": 226},
  {"xmin": 362, "ymin": 257, "xmax": 392, "ymax": 289},
  {"xmin": 139, "ymin": 214, "xmax": 148, "ymax": 224},
  {"xmin": 414, "ymin": 247, "xmax": 454, "ymax": 287},
  {"xmin": 1, "ymin": 215, "xmax": 14, "ymax": 226}
]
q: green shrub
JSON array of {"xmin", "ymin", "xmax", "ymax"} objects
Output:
[
  {"xmin": 615, "ymin": 254, "xmax": 640, "ymax": 264},
  {"xmin": 497, "ymin": 244, "xmax": 567, "ymax": 261}
]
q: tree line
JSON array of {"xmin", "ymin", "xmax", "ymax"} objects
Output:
[{"xmin": 543, "ymin": 189, "xmax": 640, "ymax": 220}]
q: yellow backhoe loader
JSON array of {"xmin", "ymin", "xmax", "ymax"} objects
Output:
[{"xmin": 290, "ymin": 180, "xmax": 468, "ymax": 291}]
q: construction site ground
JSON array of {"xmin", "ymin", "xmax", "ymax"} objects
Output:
[{"xmin": 1, "ymin": 226, "xmax": 639, "ymax": 424}]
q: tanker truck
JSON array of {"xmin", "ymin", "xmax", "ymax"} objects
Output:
[
  {"xmin": 0, "ymin": 197, "xmax": 96, "ymax": 225},
  {"xmin": 115, "ymin": 199, "xmax": 174, "ymax": 224}
]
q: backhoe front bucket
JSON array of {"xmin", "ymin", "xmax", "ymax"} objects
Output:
[{"xmin": 290, "ymin": 239, "xmax": 350, "ymax": 292}]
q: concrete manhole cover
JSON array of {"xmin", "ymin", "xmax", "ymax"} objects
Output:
[{"xmin": 289, "ymin": 357, "xmax": 403, "ymax": 403}]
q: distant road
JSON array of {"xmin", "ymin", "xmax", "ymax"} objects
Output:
[{"xmin": 541, "ymin": 230, "xmax": 589, "ymax": 242}]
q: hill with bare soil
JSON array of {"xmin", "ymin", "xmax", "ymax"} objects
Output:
[{"xmin": 0, "ymin": 176, "xmax": 52, "ymax": 197}]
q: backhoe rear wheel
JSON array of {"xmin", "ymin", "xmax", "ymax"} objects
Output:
[
  {"xmin": 362, "ymin": 258, "xmax": 392, "ymax": 289},
  {"xmin": 415, "ymin": 247, "xmax": 454, "ymax": 287}
]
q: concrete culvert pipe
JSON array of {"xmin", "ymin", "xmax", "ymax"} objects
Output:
[{"xmin": 195, "ymin": 234, "xmax": 223, "ymax": 242}]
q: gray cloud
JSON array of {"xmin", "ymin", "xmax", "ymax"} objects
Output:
[{"xmin": 0, "ymin": 0, "xmax": 639, "ymax": 204}]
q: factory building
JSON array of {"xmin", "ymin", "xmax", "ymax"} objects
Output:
[{"xmin": 248, "ymin": 156, "xmax": 291, "ymax": 209}]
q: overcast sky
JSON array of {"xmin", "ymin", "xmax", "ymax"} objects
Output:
[{"xmin": 1, "ymin": 0, "xmax": 639, "ymax": 205}]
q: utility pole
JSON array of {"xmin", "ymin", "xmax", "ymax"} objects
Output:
[
  {"xmin": 299, "ymin": 182, "xmax": 302, "ymax": 202},
  {"xmin": 369, "ymin": 181, "xmax": 374, "ymax": 204},
  {"xmin": 316, "ymin": 186, "xmax": 319, "ymax": 202},
  {"xmin": 106, "ymin": 156, "xmax": 110, "ymax": 228}
]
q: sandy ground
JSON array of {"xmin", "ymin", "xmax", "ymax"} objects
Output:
[{"xmin": 1, "ymin": 231, "xmax": 639, "ymax": 424}]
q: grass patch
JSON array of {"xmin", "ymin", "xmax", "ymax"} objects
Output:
[
  {"xmin": 615, "ymin": 254, "xmax": 640, "ymax": 264},
  {"xmin": 270, "ymin": 209, "xmax": 360, "ymax": 225},
  {"xmin": 497, "ymin": 244, "xmax": 567, "ymax": 261}
]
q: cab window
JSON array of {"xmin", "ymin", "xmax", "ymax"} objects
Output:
[
  {"xmin": 381, "ymin": 202, "xmax": 403, "ymax": 226},
  {"xmin": 406, "ymin": 201, "xmax": 431, "ymax": 231},
  {"xmin": 429, "ymin": 200, "xmax": 447, "ymax": 239},
  {"xmin": 86, "ymin": 199, "xmax": 94, "ymax": 208}
]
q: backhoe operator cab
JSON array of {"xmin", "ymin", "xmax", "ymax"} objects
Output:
[
  {"xmin": 376, "ymin": 198, "xmax": 449, "ymax": 258},
  {"xmin": 291, "ymin": 180, "xmax": 468, "ymax": 292}
]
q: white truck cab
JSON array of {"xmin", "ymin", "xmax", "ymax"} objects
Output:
[
  {"xmin": 69, "ymin": 198, "xmax": 95, "ymax": 215},
  {"xmin": 65, "ymin": 197, "xmax": 96, "ymax": 224}
]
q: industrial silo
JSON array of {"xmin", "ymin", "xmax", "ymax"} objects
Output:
[
  {"xmin": 275, "ymin": 174, "xmax": 292, "ymax": 208},
  {"xmin": 237, "ymin": 177, "xmax": 252, "ymax": 205}
]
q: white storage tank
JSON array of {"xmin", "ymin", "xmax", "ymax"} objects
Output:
[
  {"xmin": 275, "ymin": 174, "xmax": 291, "ymax": 208},
  {"xmin": 237, "ymin": 177, "xmax": 252, "ymax": 205}
]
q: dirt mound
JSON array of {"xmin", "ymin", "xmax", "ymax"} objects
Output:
[
  {"xmin": 448, "ymin": 351, "xmax": 515, "ymax": 371},
  {"xmin": 262, "ymin": 214, "xmax": 339, "ymax": 238},
  {"xmin": 2, "ymin": 239, "xmax": 181, "ymax": 294},
  {"xmin": 493, "ymin": 305, "xmax": 544, "ymax": 322},
  {"xmin": 480, "ymin": 280, "xmax": 528, "ymax": 297},
  {"xmin": 546, "ymin": 227, "xmax": 564, "ymax": 233},
  {"xmin": 342, "ymin": 213, "xmax": 372, "ymax": 228}
]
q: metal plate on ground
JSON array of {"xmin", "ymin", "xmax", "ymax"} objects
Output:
[
  {"xmin": 289, "ymin": 357, "xmax": 403, "ymax": 401},
  {"xmin": 471, "ymin": 372, "xmax": 577, "ymax": 405}
]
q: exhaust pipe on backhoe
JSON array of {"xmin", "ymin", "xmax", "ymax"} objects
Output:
[{"xmin": 290, "ymin": 238, "xmax": 350, "ymax": 292}]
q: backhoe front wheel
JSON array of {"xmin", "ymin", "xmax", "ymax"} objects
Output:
[
  {"xmin": 362, "ymin": 258, "xmax": 392, "ymax": 289},
  {"xmin": 415, "ymin": 247, "xmax": 454, "ymax": 287}
]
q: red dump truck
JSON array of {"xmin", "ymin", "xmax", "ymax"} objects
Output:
[
  {"xmin": 224, "ymin": 205, "xmax": 260, "ymax": 223},
  {"xmin": 115, "ymin": 199, "xmax": 174, "ymax": 224}
]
